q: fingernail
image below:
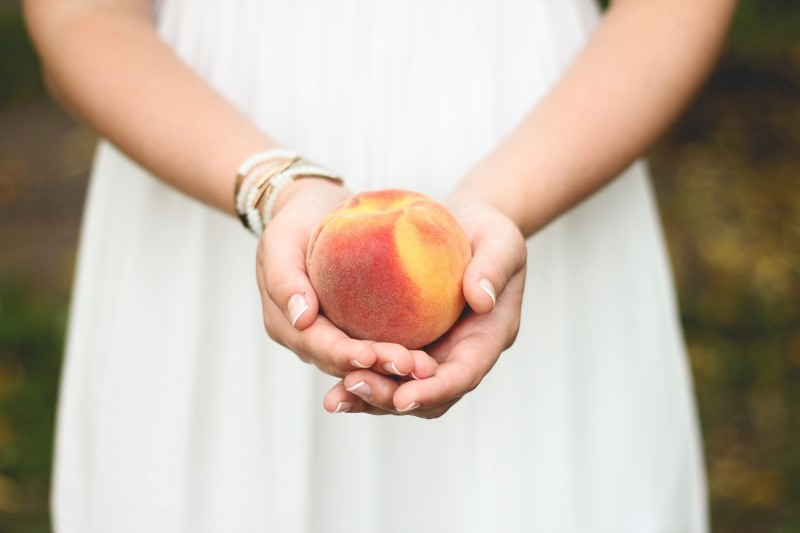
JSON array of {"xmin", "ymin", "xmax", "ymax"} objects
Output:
[
  {"xmin": 398, "ymin": 401, "xmax": 421, "ymax": 412},
  {"xmin": 410, "ymin": 371, "xmax": 420, "ymax": 380},
  {"xmin": 479, "ymin": 278, "xmax": 496, "ymax": 309},
  {"xmin": 333, "ymin": 401, "xmax": 353, "ymax": 414},
  {"xmin": 288, "ymin": 293, "xmax": 309, "ymax": 327},
  {"xmin": 382, "ymin": 361, "xmax": 405, "ymax": 376},
  {"xmin": 346, "ymin": 380, "xmax": 373, "ymax": 399},
  {"xmin": 351, "ymin": 359, "xmax": 370, "ymax": 369}
]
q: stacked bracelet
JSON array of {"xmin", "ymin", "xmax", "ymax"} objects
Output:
[
  {"xmin": 244, "ymin": 157, "xmax": 300, "ymax": 235},
  {"xmin": 233, "ymin": 149, "xmax": 344, "ymax": 236},
  {"xmin": 234, "ymin": 148, "xmax": 299, "ymax": 226}
]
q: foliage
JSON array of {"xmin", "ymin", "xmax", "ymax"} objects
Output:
[
  {"xmin": 0, "ymin": 278, "xmax": 65, "ymax": 533},
  {"xmin": 730, "ymin": 0, "xmax": 800, "ymax": 52},
  {"xmin": 0, "ymin": 6, "xmax": 43, "ymax": 108},
  {"xmin": 650, "ymin": 54, "xmax": 800, "ymax": 531}
]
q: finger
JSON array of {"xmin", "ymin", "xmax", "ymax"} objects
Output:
[
  {"xmin": 371, "ymin": 342, "xmax": 416, "ymax": 378},
  {"xmin": 259, "ymin": 216, "xmax": 319, "ymax": 330},
  {"xmin": 322, "ymin": 380, "xmax": 395, "ymax": 416},
  {"xmin": 323, "ymin": 379, "xmax": 460, "ymax": 418},
  {"xmin": 409, "ymin": 349, "xmax": 438, "ymax": 380},
  {"xmin": 391, "ymin": 355, "xmax": 481, "ymax": 412},
  {"xmin": 367, "ymin": 344, "xmax": 439, "ymax": 380},
  {"xmin": 341, "ymin": 370, "xmax": 403, "ymax": 413},
  {"xmin": 462, "ymin": 217, "xmax": 526, "ymax": 315},
  {"xmin": 323, "ymin": 381, "xmax": 356, "ymax": 413},
  {"xmin": 392, "ymin": 303, "xmax": 514, "ymax": 409},
  {"xmin": 259, "ymin": 286, "xmax": 377, "ymax": 375},
  {"xmin": 398, "ymin": 398, "xmax": 460, "ymax": 419},
  {"xmin": 296, "ymin": 316, "xmax": 379, "ymax": 374}
]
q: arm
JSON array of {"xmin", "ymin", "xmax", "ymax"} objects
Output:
[
  {"xmin": 24, "ymin": 0, "xmax": 381, "ymax": 376},
  {"xmin": 23, "ymin": 0, "xmax": 275, "ymax": 213},
  {"xmin": 322, "ymin": 0, "xmax": 737, "ymax": 417},
  {"xmin": 451, "ymin": 0, "xmax": 738, "ymax": 235}
]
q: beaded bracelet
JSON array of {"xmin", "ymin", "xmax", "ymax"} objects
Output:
[
  {"xmin": 234, "ymin": 149, "xmax": 300, "ymax": 234},
  {"xmin": 243, "ymin": 158, "xmax": 301, "ymax": 236},
  {"xmin": 233, "ymin": 149, "xmax": 344, "ymax": 236},
  {"xmin": 234, "ymin": 148, "xmax": 299, "ymax": 219}
]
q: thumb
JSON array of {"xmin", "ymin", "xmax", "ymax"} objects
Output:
[
  {"xmin": 461, "ymin": 215, "xmax": 527, "ymax": 315},
  {"xmin": 258, "ymin": 216, "xmax": 320, "ymax": 330}
]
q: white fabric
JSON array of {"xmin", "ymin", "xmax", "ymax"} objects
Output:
[{"xmin": 52, "ymin": 1, "xmax": 708, "ymax": 531}]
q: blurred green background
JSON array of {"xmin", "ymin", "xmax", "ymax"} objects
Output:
[{"xmin": 1, "ymin": 1, "xmax": 799, "ymax": 531}]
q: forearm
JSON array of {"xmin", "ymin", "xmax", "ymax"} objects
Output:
[
  {"xmin": 24, "ymin": 0, "xmax": 276, "ymax": 215},
  {"xmin": 450, "ymin": 0, "xmax": 737, "ymax": 237}
]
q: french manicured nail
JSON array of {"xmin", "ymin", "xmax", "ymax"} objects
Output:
[
  {"xmin": 479, "ymin": 278, "xmax": 496, "ymax": 309},
  {"xmin": 346, "ymin": 380, "xmax": 373, "ymax": 399},
  {"xmin": 398, "ymin": 401, "xmax": 421, "ymax": 412},
  {"xmin": 333, "ymin": 401, "xmax": 353, "ymax": 414},
  {"xmin": 351, "ymin": 359, "xmax": 370, "ymax": 369},
  {"xmin": 382, "ymin": 361, "xmax": 405, "ymax": 376},
  {"xmin": 288, "ymin": 293, "xmax": 309, "ymax": 327}
]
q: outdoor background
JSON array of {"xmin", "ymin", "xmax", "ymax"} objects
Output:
[{"xmin": 1, "ymin": 1, "xmax": 798, "ymax": 531}]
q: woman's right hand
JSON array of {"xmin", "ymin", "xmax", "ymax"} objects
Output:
[
  {"xmin": 255, "ymin": 179, "xmax": 439, "ymax": 383},
  {"xmin": 256, "ymin": 179, "xmax": 372, "ymax": 377}
]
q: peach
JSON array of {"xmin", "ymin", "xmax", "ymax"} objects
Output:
[{"xmin": 306, "ymin": 189, "xmax": 472, "ymax": 349}]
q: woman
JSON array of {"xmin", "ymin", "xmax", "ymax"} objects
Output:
[{"xmin": 26, "ymin": 0, "xmax": 736, "ymax": 531}]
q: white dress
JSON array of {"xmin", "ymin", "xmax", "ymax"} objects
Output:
[{"xmin": 52, "ymin": 1, "xmax": 708, "ymax": 531}]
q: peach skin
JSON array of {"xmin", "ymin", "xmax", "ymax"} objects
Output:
[{"xmin": 306, "ymin": 189, "xmax": 472, "ymax": 349}]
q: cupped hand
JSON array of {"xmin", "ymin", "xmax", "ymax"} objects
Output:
[
  {"xmin": 256, "ymin": 179, "xmax": 379, "ymax": 377},
  {"xmin": 257, "ymin": 179, "xmax": 440, "ymax": 384},
  {"xmin": 322, "ymin": 199, "xmax": 527, "ymax": 417}
]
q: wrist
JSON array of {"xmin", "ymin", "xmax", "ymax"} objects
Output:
[
  {"xmin": 451, "ymin": 152, "xmax": 555, "ymax": 238},
  {"xmin": 272, "ymin": 177, "xmax": 351, "ymax": 222},
  {"xmin": 231, "ymin": 149, "xmax": 345, "ymax": 236}
]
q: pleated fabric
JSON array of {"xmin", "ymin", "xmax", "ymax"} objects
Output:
[{"xmin": 52, "ymin": 1, "xmax": 708, "ymax": 531}]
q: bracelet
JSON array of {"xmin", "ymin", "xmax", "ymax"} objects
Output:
[
  {"xmin": 261, "ymin": 164, "xmax": 344, "ymax": 226},
  {"xmin": 233, "ymin": 148, "xmax": 299, "ymax": 216},
  {"xmin": 247, "ymin": 157, "xmax": 300, "ymax": 210},
  {"xmin": 243, "ymin": 157, "xmax": 301, "ymax": 236},
  {"xmin": 233, "ymin": 149, "xmax": 344, "ymax": 236},
  {"xmin": 234, "ymin": 149, "xmax": 299, "ymax": 234}
]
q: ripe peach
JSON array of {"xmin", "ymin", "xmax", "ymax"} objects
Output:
[{"xmin": 306, "ymin": 189, "xmax": 471, "ymax": 349}]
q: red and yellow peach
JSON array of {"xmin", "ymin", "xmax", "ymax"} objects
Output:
[{"xmin": 307, "ymin": 189, "xmax": 471, "ymax": 349}]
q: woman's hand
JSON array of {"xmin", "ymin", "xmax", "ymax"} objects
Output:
[
  {"xmin": 256, "ymin": 179, "xmax": 376, "ymax": 376},
  {"xmin": 321, "ymin": 200, "xmax": 527, "ymax": 417},
  {"xmin": 256, "ymin": 179, "xmax": 440, "ymax": 383}
]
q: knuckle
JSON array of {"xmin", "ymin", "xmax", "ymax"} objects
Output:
[
  {"xmin": 466, "ymin": 374, "xmax": 482, "ymax": 394},
  {"xmin": 507, "ymin": 318, "xmax": 522, "ymax": 348},
  {"xmin": 419, "ymin": 405, "xmax": 449, "ymax": 420},
  {"xmin": 264, "ymin": 270, "xmax": 293, "ymax": 301},
  {"xmin": 264, "ymin": 322, "xmax": 279, "ymax": 342}
]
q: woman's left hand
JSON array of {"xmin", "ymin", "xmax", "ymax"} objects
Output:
[{"xmin": 322, "ymin": 199, "xmax": 527, "ymax": 418}]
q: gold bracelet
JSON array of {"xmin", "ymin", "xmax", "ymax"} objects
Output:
[{"xmin": 247, "ymin": 157, "xmax": 301, "ymax": 210}]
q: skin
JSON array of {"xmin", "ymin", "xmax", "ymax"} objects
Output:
[{"xmin": 25, "ymin": 0, "xmax": 738, "ymax": 419}]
